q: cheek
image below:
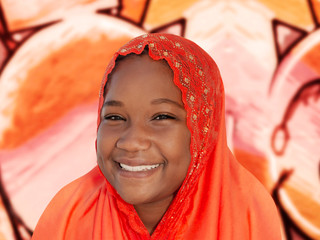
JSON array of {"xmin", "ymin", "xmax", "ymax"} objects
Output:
[
  {"xmin": 157, "ymin": 126, "xmax": 191, "ymax": 169},
  {"xmin": 96, "ymin": 127, "xmax": 116, "ymax": 170},
  {"xmin": 96, "ymin": 127, "xmax": 121, "ymax": 188},
  {"xmin": 161, "ymin": 127, "xmax": 191, "ymax": 193},
  {"xmin": 173, "ymin": 126, "xmax": 191, "ymax": 155},
  {"xmin": 97, "ymin": 124, "xmax": 117, "ymax": 149}
]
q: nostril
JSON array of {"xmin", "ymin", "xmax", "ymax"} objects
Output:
[{"xmin": 116, "ymin": 134, "xmax": 151, "ymax": 152}]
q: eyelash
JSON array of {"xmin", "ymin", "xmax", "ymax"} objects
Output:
[
  {"xmin": 104, "ymin": 115, "xmax": 125, "ymax": 121},
  {"xmin": 152, "ymin": 114, "xmax": 176, "ymax": 120},
  {"xmin": 103, "ymin": 114, "xmax": 176, "ymax": 121}
]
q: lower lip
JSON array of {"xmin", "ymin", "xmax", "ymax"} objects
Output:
[{"xmin": 116, "ymin": 163, "xmax": 163, "ymax": 178}]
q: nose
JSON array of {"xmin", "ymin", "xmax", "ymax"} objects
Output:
[{"xmin": 116, "ymin": 124, "xmax": 151, "ymax": 152}]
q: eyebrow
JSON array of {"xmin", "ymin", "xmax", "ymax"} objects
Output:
[
  {"xmin": 102, "ymin": 98, "xmax": 185, "ymax": 109},
  {"xmin": 151, "ymin": 98, "xmax": 185, "ymax": 109},
  {"xmin": 102, "ymin": 100, "xmax": 123, "ymax": 108}
]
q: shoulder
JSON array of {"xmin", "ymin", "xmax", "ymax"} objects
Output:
[
  {"xmin": 56, "ymin": 166, "xmax": 105, "ymax": 198},
  {"xmin": 46, "ymin": 166, "xmax": 105, "ymax": 209},
  {"xmin": 228, "ymin": 150, "xmax": 276, "ymax": 208},
  {"xmin": 32, "ymin": 166, "xmax": 106, "ymax": 239},
  {"xmin": 235, "ymin": 162, "xmax": 282, "ymax": 239}
]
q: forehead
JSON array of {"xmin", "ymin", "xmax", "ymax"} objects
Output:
[
  {"xmin": 116, "ymin": 54, "xmax": 171, "ymax": 75},
  {"xmin": 104, "ymin": 54, "xmax": 182, "ymax": 102}
]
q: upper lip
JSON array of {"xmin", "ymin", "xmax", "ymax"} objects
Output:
[{"xmin": 114, "ymin": 158, "xmax": 161, "ymax": 166}]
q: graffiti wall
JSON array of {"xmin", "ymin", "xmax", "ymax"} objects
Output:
[{"xmin": 0, "ymin": 0, "xmax": 319, "ymax": 239}]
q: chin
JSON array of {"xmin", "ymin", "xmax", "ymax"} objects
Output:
[
  {"xmin": 120, "ymin": 194, "xmax": 147, "ymax": 205},
  {"xmin": 118, "ymin": 188, "xmax": 158, "ymax": 206}
]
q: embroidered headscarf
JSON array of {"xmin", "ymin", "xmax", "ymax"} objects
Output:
[{"xmin": 32, "ymin": 33, "xmax": 281, "ymax": 239}]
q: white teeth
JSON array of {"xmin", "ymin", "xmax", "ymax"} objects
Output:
[{"xmin": 119, "ymin": 163, "xmax": 160, "ymax": 172}]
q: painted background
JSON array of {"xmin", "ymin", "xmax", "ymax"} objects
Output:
[{"xmin": 0, "ymin": 0, "xmax": 319, "ymax": 239}]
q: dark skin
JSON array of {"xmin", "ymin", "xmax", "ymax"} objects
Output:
[
  {"xmin": 134, "ymin": 195, "xmax": 174, "ymax": 233},
  {"xmin": 97, "ymin": 54, "xmax": 191, "ymax": 234}
]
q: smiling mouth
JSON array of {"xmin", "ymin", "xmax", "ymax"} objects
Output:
[{"xmin": 119, "ymin": 163, "xmax": 160, "ymax": 172}]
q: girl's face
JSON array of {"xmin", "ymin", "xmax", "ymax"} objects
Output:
[{"xmin": 97, "ymin": 54, "xmax": 191, "ymax": 207}]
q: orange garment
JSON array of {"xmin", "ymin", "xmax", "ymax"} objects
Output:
[{"xmin": 32, "ymin": 33, "xmax": 281, "ymax": 239}]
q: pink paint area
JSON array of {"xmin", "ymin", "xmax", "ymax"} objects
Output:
[{"xmin": 0, "ymin": 103, "xmax": 98, "ymax": 228}]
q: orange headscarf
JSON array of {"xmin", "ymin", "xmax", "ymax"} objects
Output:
[{"xmin": 32, "ymin": 33, "xmax": 281, "ymax": 239}]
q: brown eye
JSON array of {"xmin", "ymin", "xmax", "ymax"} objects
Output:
[
  {"xmin": 104, "ymin": 115, "xmax": 126, "ymax": 121},
  {"xmin": 153, "ymin": 114, "xmax": 176, "ymax": 120}
]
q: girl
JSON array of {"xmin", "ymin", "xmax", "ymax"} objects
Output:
[{"xmin": 32, "ymin": 33, "xmax": 281, "ymax": 239}]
